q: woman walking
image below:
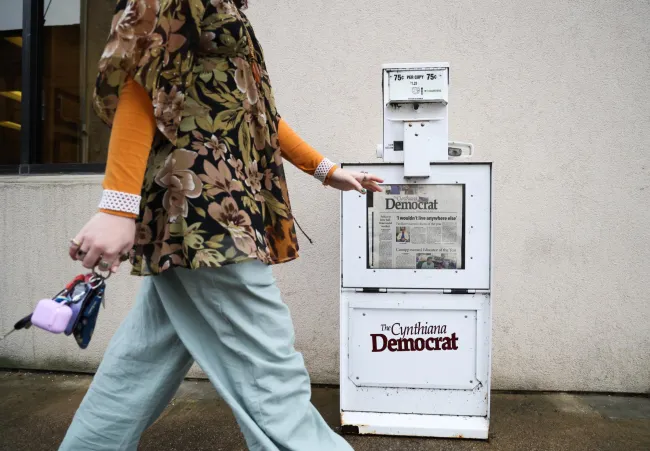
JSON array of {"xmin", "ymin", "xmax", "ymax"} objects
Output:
[{"xmin": 59, "ymin": 0, "xmax": 381, "ymax": 449}]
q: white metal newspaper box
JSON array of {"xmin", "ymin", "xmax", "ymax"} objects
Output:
[{"xmin": 340, "ymin": 63, "xmax": 493, "ymax": 439}]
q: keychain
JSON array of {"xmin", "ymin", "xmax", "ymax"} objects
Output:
[
  {"xmin": 72, "ymin": 271, "xmax": 107, "ymax": 349},
  {"xmin": 1, "ymin": 270, "xmax": 109, "ymax": 350}
]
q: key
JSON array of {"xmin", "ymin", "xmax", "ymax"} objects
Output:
[
  {"xmin": 14, "ymin": 314, "xmax": 33, "ymax": 330},
  {"xmin": 0, "ymin": 328, "xmax": 16, "ymax": 341},
  {"xmin": 0, "ymin": 313, "xmax": 33, "ymax": 341}
]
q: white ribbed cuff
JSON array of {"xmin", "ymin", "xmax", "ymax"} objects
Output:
[
  {"xmin": 99, "ymin": 190, "xmax": 141, "ymax": 215},
  {"xmin": 314, "ymin": 158, "xmax": 336, "ymax": 184}
]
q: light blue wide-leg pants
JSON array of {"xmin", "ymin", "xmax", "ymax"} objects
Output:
[{"xmin": 59, "ymin": 261, "xmax": 352, "ymax": 451}]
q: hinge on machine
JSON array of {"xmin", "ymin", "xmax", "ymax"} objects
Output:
[
  {"xmin": 356, "ymin": 288, "xmax": 387, "ymax": 293},
  {"xmin": 443, "ymin": 289, "xmax": 476, "ymax": 294}
]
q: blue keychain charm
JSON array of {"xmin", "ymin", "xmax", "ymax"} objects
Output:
[{"xmin": 71, "ymin": 275, "xmax": 106, "ymax": 349}]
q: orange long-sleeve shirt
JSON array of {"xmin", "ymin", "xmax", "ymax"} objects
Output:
[{"xmin": 100, "ymin": 79, "xmax": 337, "ymax": 218}]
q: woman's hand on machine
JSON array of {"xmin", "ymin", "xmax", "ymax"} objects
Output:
[
  {"xmin": 326, "ymin": 168, "xmax": 383, "ymax": 194},
  {"xmin": 68, "ymin": 212, "xmax": 136, "ymax": 273}
]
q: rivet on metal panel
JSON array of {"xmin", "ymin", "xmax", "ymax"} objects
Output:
[
  {"xmin": 421, "ymin": 123, "xmax": 424, "ymax": 127},
  {"xmin": 363, "ymin": 313, "xmax": 366, "ymax": 316},
  {"xmin": 408, "ymin": 123, "xmax": 413, "ymax": 127},
  {"xmin": 465, "ymin": 315, "xmax": 468, "ymax": 318}
]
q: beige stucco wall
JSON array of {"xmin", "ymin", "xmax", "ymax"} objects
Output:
[{"xmin": 1, "ymin": 0, "xmax": 649, "ymax": 393}]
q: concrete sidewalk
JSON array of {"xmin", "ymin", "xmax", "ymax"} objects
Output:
[{"xmin": 1, "ymin": 371, "xmax": 649, "ymax": 451}]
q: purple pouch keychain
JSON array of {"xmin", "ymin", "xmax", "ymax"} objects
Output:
[
  {"xmin": 32, "ymin": 277, "xmax": 89, "ymax": 334},
  {"xmin": 31, "ymin": 299, "xmax": 73, "ymax": 334}
]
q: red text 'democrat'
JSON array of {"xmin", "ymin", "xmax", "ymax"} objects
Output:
[{"xmin": 371, "ymin": 322, "xmax": 459, "ymax": 353}]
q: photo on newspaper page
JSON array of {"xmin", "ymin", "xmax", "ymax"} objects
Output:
[{"xmin": 367, "ymin": 184, "xmax": 464, "ymax": 270}]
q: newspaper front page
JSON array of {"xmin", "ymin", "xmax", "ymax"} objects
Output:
[{"xmin": 368, "ymin": 184, "xmax": 464, "ymax": 270}]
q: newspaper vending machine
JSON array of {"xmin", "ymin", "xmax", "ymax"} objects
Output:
[{"xmin": 340, "ymin": 63, "xmax": 493, "ymax": 439}]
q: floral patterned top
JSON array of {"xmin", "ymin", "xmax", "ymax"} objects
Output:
[{"xmin": 93, "ymin": 0, "xmax": 299, "ymax": 275}]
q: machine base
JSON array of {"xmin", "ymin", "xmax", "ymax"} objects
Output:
[{"xmin": 340, "ymin": 411, "xmax": 489, "ymax": 439}]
